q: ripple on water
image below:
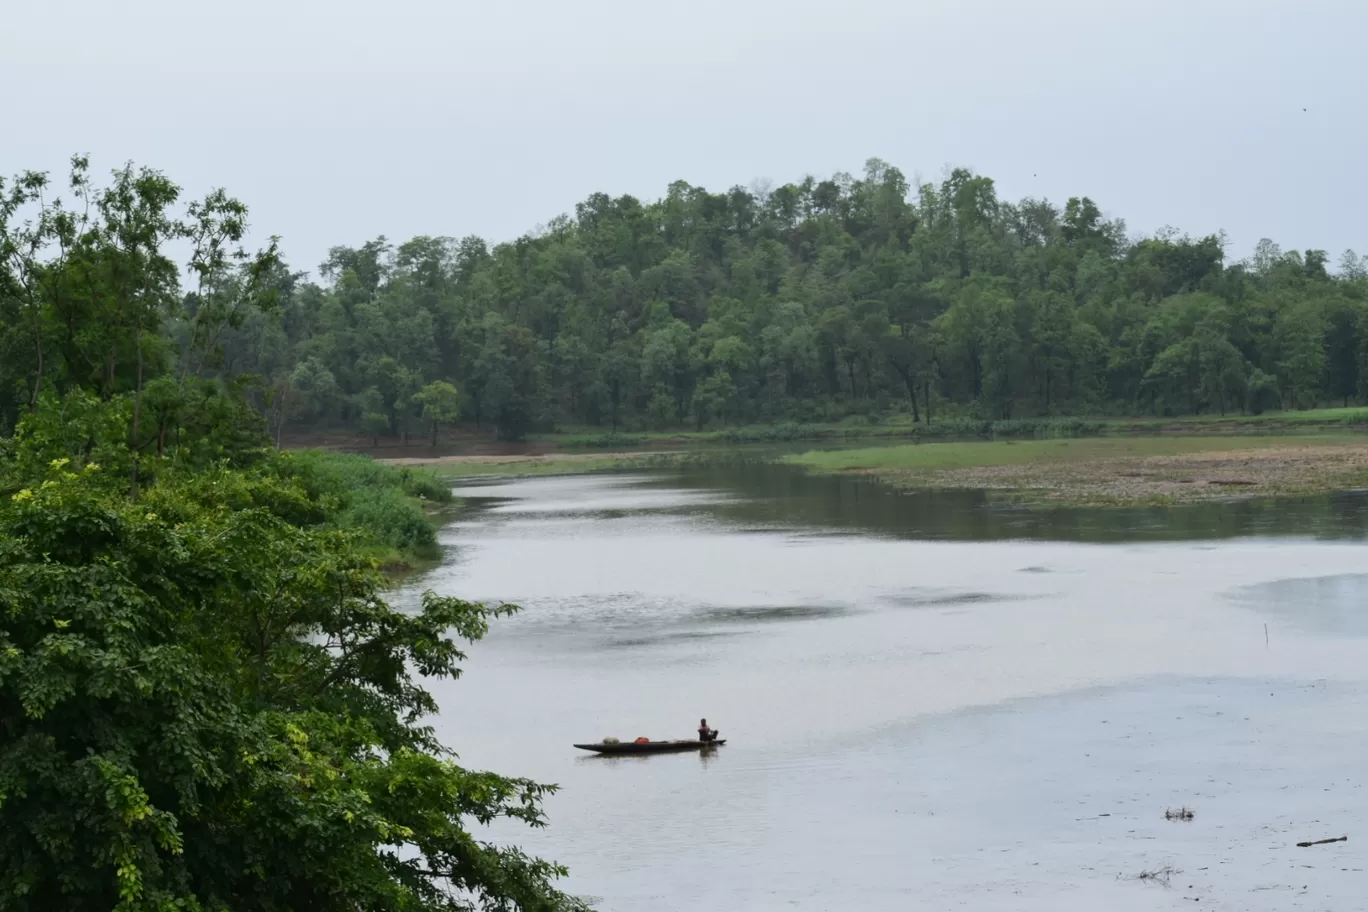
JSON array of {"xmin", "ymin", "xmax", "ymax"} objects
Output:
[
  {"xmin": 877, "ymin": 587, "xmax": 1043, "ymax": 609},
  {"xmin": 1230, "ymin": 573, "xmax": 1368, "ymax": 636}
]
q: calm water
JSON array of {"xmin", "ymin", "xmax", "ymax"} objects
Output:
[{"xmin": 408, "ymin": 465, "xmax": 1368, "ymax": 911}]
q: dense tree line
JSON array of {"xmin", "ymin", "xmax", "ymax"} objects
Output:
[
  {"xmin": 5, "ymin": 158, "xmax": 1368, "ymax": 444},
  {"xmin": 0, "ymin": 159, "xmax": 587, "ymax": 910}
]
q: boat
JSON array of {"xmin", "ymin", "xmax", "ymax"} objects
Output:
[{"xmin": 573, "ymin": 739, "xmax": 726, "ymax": 755}]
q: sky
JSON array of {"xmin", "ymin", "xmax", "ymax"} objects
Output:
[{"xmin": 5, "ymin": 0, "xmax": 1364, "ymax": 277}]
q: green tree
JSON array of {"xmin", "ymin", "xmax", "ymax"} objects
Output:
[
  {"xmin": 412, "ymin": 380, "xmax": 466, "ymax": 448},
  {"xmin": 1273, "ymin": 302, "xmax": 1327, "ymax": 409},
  {"xmin": 691, "ymin": 369, "xmax": 738, "ymax": 429},
  {"xmin": 359, "ymin": 387, "xmax": 389, "ymax": 446},
  {"xmin": 25, "ymin": 153, "xmax": 1368, "ymax": 440},
  {"xmin": 0, "ymin": 418, "xmax": 588, "ymax": 912}
]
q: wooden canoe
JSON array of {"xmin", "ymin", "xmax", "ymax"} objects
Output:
[{"xmin": 573, "ymin": 739, "xmax": 726, "ymax": 754}]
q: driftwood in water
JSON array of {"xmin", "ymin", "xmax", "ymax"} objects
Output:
[{"xmin": 1296, "ymin": 836, "xmax": 1347, "ymax": 848}]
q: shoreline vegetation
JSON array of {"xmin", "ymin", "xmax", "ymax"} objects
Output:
[
  {"xmin": 306, "ymin": 404, "xmax": 1368, "ymax": 464},
  {"xmin": 357, "ymin": 415, "xmax": 1368, "ymax": 507},
  {"xmin": 286, "ymin": 450, "xmax": 458, "ymax": 571}
]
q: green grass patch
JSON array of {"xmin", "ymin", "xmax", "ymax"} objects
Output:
[
  {"xmin": 433, "ymin": 452, "xmax": 694, "ymax": 480},
  {"xmin": 538, "ymin": 416, "xmax": 1111, "ymax": 450},
  {"xmin": 536, "ymin": 408, "xmax": 1368, "ymax": 452},
  {"xmin": 787, "ymin": 434, "xmax": 1366, "ymax": 475},
  {"xmin": 1224, "ymin": 407, "xmax": 1368, "ymax": 423},
  {"xmin": 283, "ymin": 450, "xmax": 454, "ymax": 569}
]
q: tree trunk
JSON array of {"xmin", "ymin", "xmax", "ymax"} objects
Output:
[
  {"xmin": 130, "ymin": 327, "xmax": 144, "ymax": 502},
  {"xmin": 27, "ymin": 302, "xmax": 44, "ymax": 412},
  {"xmin": 431, "ymin": 421, "xmax": 439, "ymax": 449}
]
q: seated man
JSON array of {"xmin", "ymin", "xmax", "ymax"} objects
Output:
[{"xmin": 698, "ymin": 718, "xmax": 719, "ymax": 742}]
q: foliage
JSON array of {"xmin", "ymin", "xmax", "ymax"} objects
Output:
[
  {"xmin": 0, "ymin": 158, "xmax": 589, "ymax": 911},
  {"xmin": 8, "ymin": 158, "xmax": 1368, "ymax": 445},
  {"xmin": 273, "ymin": 450, "xmax": 453, "ymax": 562},
  {"xmin": 0, "ymin": 456, "xmax": 587, "ymax": 911},
  {"xmin": 60, "ymin": 162, "xmax": 1362, "ymax": 444},
  {"xmin": 413, "ymin": 381, "xmax": 466, "ymax": 448}
]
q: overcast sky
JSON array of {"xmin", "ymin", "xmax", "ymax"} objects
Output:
[{"xmin": 5, "ymin": 0, "xmax": 1364, "ymax": 276}]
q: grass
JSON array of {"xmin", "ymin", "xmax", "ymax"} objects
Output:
[
  {"xmin": 374, "ymin": 451, "xmax": 702, "ymax": 481},
  {"xmin": 788, "ymin": 435, "xmax": 1357, "ymax": 473},
  {"xmin": 436, "ymin": 456, "xmax": 643, "ymax": 478},
  {"xmin": 541, "ymin": 417, "xmax": 1110, "ymax": 448},
  {"xmin": 787, "ymin": 434, "xmax": 1368, "ymax": 507},
  {"xmin": 1168, "ymin": 406, "xmax": 1368, "ymax": 424},
  {"xmin": 536, "ymin": 406, "xmax": 1368, "ymax": 452},
  {"xmin": 285, "ymin": 450, "xmax": 456, "ymax": 570}
]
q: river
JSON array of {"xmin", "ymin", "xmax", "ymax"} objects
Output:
[{"xmin": 405, "ymin": 463, "xmax": 1368, "ymax": 911}]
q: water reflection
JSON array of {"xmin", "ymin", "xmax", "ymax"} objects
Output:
[{"xmin": 575, "ymin": 746, "xmax": 724, "ymax": 769}]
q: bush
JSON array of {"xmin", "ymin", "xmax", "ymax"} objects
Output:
[
  {"xmin": 341, "ymin": 488, "xmax": 439, "ymax": 556},
  {"xmin": 0, "ymin": 460, "xmax": 587, "ymax": 912},
  {"xmin": 276, "ymin": 451, "xmax": 451, "ymax": 562}
]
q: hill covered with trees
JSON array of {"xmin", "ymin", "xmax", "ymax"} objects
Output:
[{"xmin": 5, "ymin": 157, "xmax": 1368, "ymax": 445}]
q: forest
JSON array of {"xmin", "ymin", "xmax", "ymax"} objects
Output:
[{"xmin": 5, "ymin": 156, "xmax": 1368, "ymax": 444}]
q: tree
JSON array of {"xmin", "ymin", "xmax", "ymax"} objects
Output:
[
  {"xmin": 640, "ymin": 320, "xmax": 697, "ymax": 426},
  {"xmin": 359, "ymin": 387, "xmax": 389, "ymax": 446},
  {"xmin": 1246, "ymin": 368, "xmax": 1281, "ymax": 414},
  {"xmin": 0, "ymin": 420, "xmax": 589, "ymax": 912},
  {"xmin": 691, "ymin": 369, "xmax": 737, "ymax": 429},
  {"xmin": 412, "ymin": 380, "xmax": 465, "ymax": 448},
  {"xmin": 23, "ymin": 152, "xmax": 1368, "ymax": 442},
  {"xmin": 1273, "ymin": 302, "xmax": 1327, "ymax": 409}
]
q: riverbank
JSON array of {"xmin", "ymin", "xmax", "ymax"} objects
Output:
[
  {"xmin": 533, "ymin": 408, "xmax": 1368, "ymax": 449},
  {"xmin": 376, "ymin": 451, "xmax": 685, "ymax": 478},
  {"xmin": 285, "ymin": 450, "xmax": 457, "ymax": 570},
  {"xmin": 285, "ymin": 405, "xmax": 1368, "ymax": 463},
  {"xmin": 786, "ymin": 435, "xmax": 1368, "ymax": 506},
  {"xmin": 373, "ymin": 432, "xmax": 1368, "ymax": 507}
]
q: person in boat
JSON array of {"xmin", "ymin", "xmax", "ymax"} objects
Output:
[{"xmin": 698, "ymin": 718, "xmax": 719, "ymax": 742}]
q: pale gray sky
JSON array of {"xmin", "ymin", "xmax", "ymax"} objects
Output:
[{"xmin": 6, "ymin": 0, "xmax": 1363, "ymax": 275}]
